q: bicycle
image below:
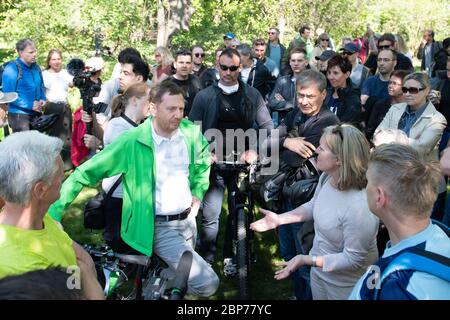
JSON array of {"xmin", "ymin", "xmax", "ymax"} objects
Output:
[
  {"xmin": 215, "ymin": 159, "xmax": 262, "ymax": 300},
  {"xmin": 83, "ymin": 244, "xmax": 192, "ymax": 300}
]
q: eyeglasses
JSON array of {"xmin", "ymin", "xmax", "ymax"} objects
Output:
[
  {"xmin": 194, "ymin": 53, "xmax": 205, "ymax": 58},
  {"xmin": 377, "ymin": 45, "xmax": 391, "ymax": 50},
  {"xmin": 402, "ymin": 86, "xmax": 426, "ymax": 94},
  {"xmin": 219, "ymin": 64, "xmax": 239, "ymax": 72},
  {"xmin": 377, "ymin": 58, "xmax": 395, "ymax": 62},
  {"xmin": 341, "ymin": 51, "xmax": 354, "ymax": 56}
]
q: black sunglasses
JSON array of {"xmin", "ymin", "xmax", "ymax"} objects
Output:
[
  {"xmin": 402, "ymin": 86, "xmax": 426, "ymax": 94},
  {"xmin": 194, "ymin": 53, "xmax": 205, "ymax": 58},
  {"xmin": 341, "ymin": 51, "xmax": 353, "ymax": 56},
  {"xmin": 378, "ymin": 44, "xmax": 391, "ymax": 50},
  {"xmin": 219, "ymin": 64, "xmax": 239, "ymax": 72},
  {"xmin": 321, "ymin": 38, "xmax": 330, "ymax": 41}
]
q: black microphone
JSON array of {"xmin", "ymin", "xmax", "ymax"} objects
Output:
[{"xmin": 169, "ymin": 250, "xmax": 193, "ymax": 300}]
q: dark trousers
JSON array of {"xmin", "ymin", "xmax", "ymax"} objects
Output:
[{"xmin": 8, "ymin": 113, "xmax": 32, "ymax": 132}]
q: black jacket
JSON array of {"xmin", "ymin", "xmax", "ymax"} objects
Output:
[
  {"xmin": 268, "ymin": 107, "xmax": 339, "ymax": 167},
  {"xmin": 267, "ymin": 75, "xmax": 296, "ymax": 119},
  {"xmin": 165, "ymin": 74, "xmax": 202, "ymax": 116},
  {"xmin": 188, "ymin": 80, "xmax": 273, "ymax": 135},
  {"xmin": 432, "ymin": 49, "xmax": 449, "ymax": 77},
  {"xmin": 244, "ymin": 59, "xmax": 276, "ymax": 99},
  {"xmin": 418, "ymin": 41, "xmax": 442, "ymax": 71},
  {"xmin": 365, "ymin": 97, "xmax": 391, "ymax": 140},
  {"xmin": 324, "ymin": 78, "xmax": 362, "ymax": 126}
]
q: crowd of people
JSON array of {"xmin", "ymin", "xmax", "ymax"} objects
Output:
[{"xmin": 0, "ymin": 23, "xmax": 449, "ymax": 300}]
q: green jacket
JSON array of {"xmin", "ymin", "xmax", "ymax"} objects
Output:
[{"xmin": 48, "ymin": 117, "xmax": 211, "ymax": 256}]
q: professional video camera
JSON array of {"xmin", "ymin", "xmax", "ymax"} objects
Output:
[{"xmin": 68, "ymin": 57, "xmax": 108, "ymax": 134}]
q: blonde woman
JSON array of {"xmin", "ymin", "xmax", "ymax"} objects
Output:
[
  {"xmin": 251, "ymin": 124, "xmax": 379, "ymax": 300},
  {"xmin": 152, "ymin": 46, "xmax": 174, "ymax": 83},
  {"xmin": 395, "ymin": 34, "xmax": 413, "ymax": 64}
]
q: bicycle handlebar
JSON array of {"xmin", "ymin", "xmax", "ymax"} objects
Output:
[{"xmin": 84, "ymin": 245, "xmax": 151, "ymax": 266}]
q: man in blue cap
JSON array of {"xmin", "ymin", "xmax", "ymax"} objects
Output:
[
  {"xmin": 340, "ymin": 42, "xmax": 370, "ymax": 89},
  {"xmin": 223, "ymin": 32, "xmax": 236, "ymax": 48}
]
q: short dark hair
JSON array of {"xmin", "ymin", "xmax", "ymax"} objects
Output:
[
  {"xmin": 391, "ymin": 69, "xmax": 412, "ymax": 81},
  {"xmin": 154, "ymin": 80, "xmax": 185, "ymax": 105},
  {"xmin": 118, "ymin": 47, "xmax": 142, "ymax": 63},
  {"xmin": 191, "ymin": 44, "xmax": 204, "ymax": 52},
  {"xmin": 220, "ymin": 48, "xmax": 241, "ymax": 60},
  {"xmin": 253, "ymin": 38, "xmax": 266, "ymax": 46},
  {"xmin": 327, "ymin": 55, "xmax": 352, "ymax": 74},
  {"xmin": 16, "ymin": 38, "xmax": 35, "ymax": 52},
  {"xmin": 379, "ymin": 48, "xmax": 397, "ymax": 60},
  {"xmin": 299, "ymin": 25, "xmax": 311, "ymax": 35},
  {"xmin": 0, "ymin": 268, "xmax": 83, "ymax": 300},
  {"xmin": 288, "ymin": 47, "xmax": 307, "ymax": 61},
  {"xmin": 122, "ymin": 54, "xmax": 150, "ymax": 82},
  {"xmin": 175, "ymin": 49, "xmax": 192, "ymax": 61},
  {"xmin": 378, "ymin": 33, "xmax": 396, "ymax": 46},
  {"xmin": 443, "ymin": 37, "xmax": 450, "ymax": 50}
]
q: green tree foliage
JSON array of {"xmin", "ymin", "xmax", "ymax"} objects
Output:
[{"xmin": 0, "ymin": 0, "xmax": 448, "ymax": 69}]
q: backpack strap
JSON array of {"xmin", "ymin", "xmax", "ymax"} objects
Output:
[
  {"xmin": 374, "ymin": 223, "xmax": 450, "ymax": 300},
  {"xmin": 13, "ymin": 61, "xmax": 22, "ymax": 92}
]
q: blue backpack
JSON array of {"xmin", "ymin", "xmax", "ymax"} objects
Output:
[{"xmin": 373, "ymin": 220, "xmax": 450, "ymax": 299}]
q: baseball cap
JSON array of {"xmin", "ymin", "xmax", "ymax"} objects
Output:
[
  {"xmin": 224, "ymin": 32, "xmax": 236, "ymax": 40},
  {"xmin": 315, "ymin": 50, "xmax": 337, "ymax": 61},
  {"xmin": 0, "ymin": 91, "xmax": 18, "ymax": 104},
  {"xmin": 340, "ymin": 43, "xmax": 360, "ymax": 53}
]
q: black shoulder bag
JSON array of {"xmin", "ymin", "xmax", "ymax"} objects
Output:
[{"xmin": 84, "ymin": 176, "xmax": 122, "ymax": 230}]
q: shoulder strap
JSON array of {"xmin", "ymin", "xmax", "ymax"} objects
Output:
[
  {"xmin": 13, "ymin": 61, "xmax": 22, "ymax": 92},
  {"xmin": 105, "ymin": 176, "xmax": 123, "ymax": 199},
  {"xmin": 374, "ymin": 247, "xmax": 450, "ymax": 299}
]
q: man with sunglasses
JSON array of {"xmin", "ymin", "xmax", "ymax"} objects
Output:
[
  {"xmin": 188, "ymin": 48, "xmax": 273, "ymax": 270},
  {"xmin": 340, "ymin": 42, "xmax": 370, "ymax": 90},
  {"xmin": 192, "ymin": 45, "xmax": 207, "ymax": 78},
  {"xmin": 266, "ymin": 28, "xmax": 286, "ymax": 72},
  {"xmin": 364, "ymin": 33, "xmax": 414, "ymax": 75}
]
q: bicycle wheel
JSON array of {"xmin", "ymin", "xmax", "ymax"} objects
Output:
[{"xmin": 236, "ymin": 206, "xmax": 250, "ymax": 299}]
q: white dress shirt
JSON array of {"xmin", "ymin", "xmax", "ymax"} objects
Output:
[{"xmin": 152, "ymin": 125, "xmax": 192, "ymax": 215}]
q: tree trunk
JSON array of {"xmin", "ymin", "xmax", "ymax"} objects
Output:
[{"xmin": 156, "ymin": 0, "xmax": 195, "ymax": 47}]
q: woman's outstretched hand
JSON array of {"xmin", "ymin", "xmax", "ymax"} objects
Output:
[{"xmin": 250, "ymin": 208, "xmax": 280, "ymax": 232}]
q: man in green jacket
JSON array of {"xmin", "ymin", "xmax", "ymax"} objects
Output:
[{"xmin": 48, "ymin": 81, "xmax": 219, "ymax": 297}]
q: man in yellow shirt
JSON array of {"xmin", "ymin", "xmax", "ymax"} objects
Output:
[{"xmin": 0, "ymin": 131, "xmax": 103, "ymax": 299}]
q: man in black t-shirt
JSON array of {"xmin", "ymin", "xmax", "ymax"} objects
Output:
[{"xmin": 165, "ymin": 50, "xmax": 202, "ymax": 116}]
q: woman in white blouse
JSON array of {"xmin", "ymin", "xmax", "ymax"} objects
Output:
[
  {"xmin": 42, "ymin": 49, "xmax": 74, "ymax": 170},
  {"xmin": 251, "ymin": 124, "xmax": 379, "ymax": 300}
]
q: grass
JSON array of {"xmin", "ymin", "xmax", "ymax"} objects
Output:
[{"xmin": 62, "ymin": 186, "xmax": 293, "ymax": 300}]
